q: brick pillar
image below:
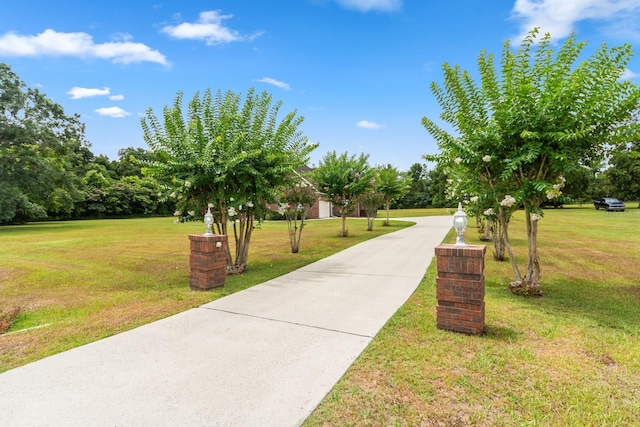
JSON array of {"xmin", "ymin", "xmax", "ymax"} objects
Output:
[
  {"xmin": 435, "ymin": 244, "xmax": 486, "ymax": 335},
  {"xmin": 188, "ymin": 234, "xmax": 228, "ymax": 291}
]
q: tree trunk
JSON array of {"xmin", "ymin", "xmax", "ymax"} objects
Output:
[
  {"xmin": 227, "ymin": 213, "xmax": 253, "ymax": 275},
  {"xmin": 286, "ymin": 210, "xmax": 307, "ymax": 253},
  {"xmin": 503, "ymin": 215, "xmax": 522, "ymax": 284},
  {"xmin": 508, "ymin": 209, "xmax": 542, "ymax": 296},
  {"xmin": 340, "ymin": 214, "xmax": 347, "ymax": 237},
  {"xmin": 384, "ymin": 200, "xmax": 391, "ymax": 226},
  {"xmin": 492, "ymin": 211, "xmax": 506, "ymax": 261},
  {"xmin": 480, "ymin": 217, "xmax": 492, "ymax": 241}
]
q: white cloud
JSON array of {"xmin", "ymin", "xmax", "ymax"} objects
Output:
[
  {"xmin": 511, "ymin": 0, "xmax": 640, "ymax": 42},
  {"xmin": 109, "ymin": 94, "xmax": 125, "ymax": 101},
  {"xmin": 256, "ymin": 77, "xmax": 290, "ymax": 90},
  {"xmin": 621, "ymin": 68, "xmax": 640, "ymax": 80},
  {"xmin": 67, "ymin": 86, "xmax": 110, "ymax": 99},
  {"xmin": 335, "ymin": 0, "xmax": 402, "ymax": 12},
  {"xmin": 95, "ymin": 107, "xmax": 131, "ymax": 118},
  {"xmin": 161, "ymin": 10, "xmax": 262, "ymax": 45},
  {"xmin": 357, "ymin": 120, "xmax": 383, "ymax": 129},
  {"xmin": 0, "ymin": 29, "xmax": 169, "ymax": 65}
]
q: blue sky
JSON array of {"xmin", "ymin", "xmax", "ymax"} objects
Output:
[{"xmin": 1, "ymin": 0, "xmax": 640, "ymax": 171}]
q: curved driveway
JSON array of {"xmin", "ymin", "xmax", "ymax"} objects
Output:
[{"xmin": 0, "ymin": 216, "xmax": 452, "ymax": 426}]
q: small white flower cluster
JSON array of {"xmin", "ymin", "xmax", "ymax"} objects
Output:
[
  {"xmin": 500, "ymin": 195, "xmax": 516, "ymax": 207},
  {"xmin": 454, "ymin": 157, "xmax": 462, "ymax": 164},
  {"xmin": 484, "ymin": 208, "xmax": 494, "ymax": 216},
  {"xmin": 546, "ymin": 176, "xmax": 566, "ymax": 200},
  {"xmin": 482, "ymin": 155, "xmax": 492, "ymax": 162},
  {"xmin": 226, "ymin": 198, "xmax": 255, "ymax": 219},
  {"xmin": 532, "ymin": 213, "xmax": 541, "ymax": 221},
  {"xmin": 173, "ymin": 209, "xmax": 195, "ymax": 224},
  {"xmin": 470, "ymin": 196, "xmax": 479, "ymax": 203}
]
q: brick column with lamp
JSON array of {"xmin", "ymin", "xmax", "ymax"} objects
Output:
[
  {"xmin": 435, "ymin": 202, "xmax": 486, "ymax": 335},
  {"xmin": 188, "ymin": 206, "xmax": 228, "ymax": 290}
]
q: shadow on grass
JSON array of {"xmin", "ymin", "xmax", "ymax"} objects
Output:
[
  {"xmin": 483, "ymin": 323, "xmax": 523, "ymax": 342},
  {"xmin": 489, "ymin": 277, "xmax": 640, "ymax": 335}
]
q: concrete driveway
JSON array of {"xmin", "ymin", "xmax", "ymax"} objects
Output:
[{"xmin": 0, "ymin": 216, "xmax": 452, "ymax": 426}]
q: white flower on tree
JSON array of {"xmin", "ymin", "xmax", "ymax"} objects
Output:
[{"xmin": 500, "ymin": 195, "xmax": 516, "ymax": 207}]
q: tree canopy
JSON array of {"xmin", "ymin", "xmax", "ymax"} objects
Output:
[
  {"xmin": 422, "ymin": 29, "xmax": 640, "ymax": 295},
  {"xmin": 141, "ymin": 87, "xmax": 316, "ymax": 273},
  {"xmin": 375, "ymin": 164, "xmax": 410, "ymax": 225},
  {"xmin": 0, "ymin": 63, "xmax": 88, "ymax": 224},
  {"xmin": 311, "ymin": 151, "xmax": 372, "ymax": 237}
]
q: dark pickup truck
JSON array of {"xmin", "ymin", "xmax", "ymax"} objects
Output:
[{"xmin": 593, "ymin": 198, "xmax": 626, "ymax": 212}]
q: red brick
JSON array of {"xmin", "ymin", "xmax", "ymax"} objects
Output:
[
  {"xmin": 435, "ymin": 244, "xmax": 486, "ymax": 336},
  {"xmin": 188, "ymin": 234, "xmax": 228, "ymax": 290}
]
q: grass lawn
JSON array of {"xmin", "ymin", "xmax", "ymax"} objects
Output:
[
  {"xmin": 305, "ymin": 206, "xmax": 640, "ymax": 426},
  {"xmin": 0, "ymin": 216, "xmax": 412, "ymax": 373}
]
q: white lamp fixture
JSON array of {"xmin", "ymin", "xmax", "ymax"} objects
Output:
[
  {"xmin": 204, "ymin": 206, "xmax": 214, "ymax": 235},
  {"xmin": 453, "ymin": 201, "xmax": 467, "ymax": 246}
]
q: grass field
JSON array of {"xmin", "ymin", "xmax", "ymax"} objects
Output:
[
  {"xmin": 2, "ymin": 206, "xmax": 639, "ymax": 425},
  {"xmin": 304, "ymin": 205, "xmax": 640, "ymax": 426},
  {"xmin": 0, "ymin": 216, "xmax": 411, "ymax": 372}
]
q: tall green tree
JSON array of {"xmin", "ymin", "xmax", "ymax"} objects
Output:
[
  {"xmin": 141, "ymin": 88, "xmax": 316, "ymax": 274},
  {"xmin": 422, "ymin": 29, "xmax": 640, "ymax": 296},
  {"xmin": 605, "ymin": 142, "xmax": 640, "ymax": 206},
  {"xmin": 0, "ymin": 63, "xmax": 87, "ymax": 224},
  {"xmin": 311, "ymin": 151, "xmax": 371, "ymax": 237},
  {"xmin": 375, "ymin": 164, "xmax": 409, "ymax": 225}
]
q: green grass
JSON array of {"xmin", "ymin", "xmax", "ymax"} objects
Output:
[
  {"xmin": 378, "ymin": 207, "xmax": 453, "ymax": 218},
  {"xmin": 304, "ymin": 205, "xmax": 640, "ymax": 426},
  {"xmin": 0, "ymin": 216, "xmax": 411, "ymax": 372}
]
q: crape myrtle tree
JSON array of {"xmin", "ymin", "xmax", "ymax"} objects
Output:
[
  {"xmin": 376, "ymin": 164, "xmax": 410, "ymax": 225},
  {"xmin": 358, "ymin": 176, "xmax": 383, "ymax": 231},
  {"xmin": 422, "ymin": 28, "xmax": 640, "ymax": 296},
  {"xmin": 279, "ymin": 179, "xmax": 317, "ymax": 253},
  {"xmin": 141, "ymin": 88, "xmax": 317, "ymax": 274},
  {"xmin": 311, "ymin": 151, "xmax": 372, "ymax": 237},
  {"xmin": 442, "ymin": 158, "xmax": 522, "ymax": 263}
]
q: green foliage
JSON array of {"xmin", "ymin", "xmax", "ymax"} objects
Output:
[
  {"xmin": 422, "ymin": 28, "xmax": 640, "ymax": 294},
  {"xmin": 280, "ymin": 182, "xmax": 317, "ymax": 253},
  {"xmin": 0, "ymin": 63, "xmax": 87, "ymax": 223},
  {"xmin": 359, "ymin": 187, "xmax": 384, "ymax": 231},
  {"xmin": 141, "ymin": 88, "xmax": 316, "ymax": 272},
  {"xmin": 606, "ymin": 145, "xmax": 640, "ymax": 203},
  {"xmin": 374, "ymin": 164, "xmax": 409, "ymax": 225},
  {"xmin": 394, "ymin": 163, "xmax": 449, "ymax": 209},
  {"xmin": 311, "ymin": 151, "xmax": 372, "ymax": 236}
]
